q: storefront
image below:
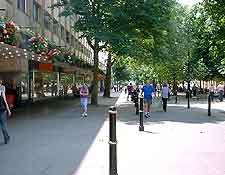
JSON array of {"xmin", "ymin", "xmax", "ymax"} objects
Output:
[{"xmin": 0, "ymin": 42, "xmax": 28, "ymax": 108}]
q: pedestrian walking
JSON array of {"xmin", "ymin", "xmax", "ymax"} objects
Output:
[
  {"xmin": 127, "ymin": 83, "xmax": 133, "ymax": 101},
  {"xmin": 208, "ymin": 84, "xmax": 215, "ymax": 102},
  {"xmin": 80, "ymin": 84, "xmax": 89, "ymax": 117},
  {"xmin": 142, "ymin": 80, "xmax": 155, "ymax": 118},
  {"xmin": 0, "ymin": 80, "xmax": 11, "ymax": 144},
  {"xmin": 217, "ymin": 83, "xmax": 224, "ymax": 102},
  {"xmin": 161, "ymin": 83, "xmax": 170, "ymax": 112}
]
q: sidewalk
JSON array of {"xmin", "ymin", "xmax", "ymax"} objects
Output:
[
  {"xmin": 1, "ymin": 91, "xmax": 225, "ymax": 175},
  {"xmin": 0, "ymin": 92, "xmax": 120, "ymax": 175},
  {"xmin": 75, "ymin": 92, "xmax": 225, "ymax": 175}
]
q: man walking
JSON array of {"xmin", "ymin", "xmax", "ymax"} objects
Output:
[
  {"xmin": 80, "ymin": 84, "xmax": 89, "ymax": 117},
  {"xmin": 161, "ymin": 83, "xmax": 170, "ymax": 112},
  {"xmin": 142, "ymin": 80, "xmax": 155, "ymax": 118},
  {"xmin": 0, "ymin": 80, "xmax": 11, "ymax": 144},
  {"xmin": 217, "ymin": 83, "xmax": 224, "ymax": 102}
]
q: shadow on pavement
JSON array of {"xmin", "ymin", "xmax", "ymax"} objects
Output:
[
  {"xmin": 117, "ymin": 104, "xmax": 225, "ymax": 126},
  {"xmin": 0, "ymin": 96, "xmax": 118, "ymax": 175}
]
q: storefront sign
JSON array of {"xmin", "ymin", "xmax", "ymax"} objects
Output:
[{"xmin": 38, "ymin": 63, "xmax": 53, "ymax": 72}]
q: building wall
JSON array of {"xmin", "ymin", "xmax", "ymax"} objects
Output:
[{"xmin": 1, "ymin": 0, "xmax": 93, "ymax": 63}]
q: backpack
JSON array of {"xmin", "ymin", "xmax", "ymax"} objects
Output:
[{"xmin": 0, "ymin": 91, "xmax": 6, "ymax": 112}]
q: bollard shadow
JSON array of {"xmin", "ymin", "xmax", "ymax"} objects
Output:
[
  {"xmin": 143, "ymin": 131, "xmax": 159, "ymax": 134},
  {"xmin": 117, "ymin": 104, "xmax": 225, "ymax": 126}
]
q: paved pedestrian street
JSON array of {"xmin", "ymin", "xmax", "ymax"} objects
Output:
[{"xmin": 0, "ymin": 92, "xmax": 225, "ymax": 175}]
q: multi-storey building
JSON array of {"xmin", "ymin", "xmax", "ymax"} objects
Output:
[{"xmin": 0, "ymin": 0, "xmax": 104, "ymax": 106}]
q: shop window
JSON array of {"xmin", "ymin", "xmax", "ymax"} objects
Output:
[{"xmin": 17, "ymin": 0, "xmax": 27, "ymax": 13}]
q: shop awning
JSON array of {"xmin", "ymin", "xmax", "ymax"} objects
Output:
[{"xmin": 0, "ymin": 42, "xmax": 50, "ymax": 73}]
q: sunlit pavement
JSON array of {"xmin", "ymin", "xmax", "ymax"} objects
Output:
[
  {"xmin": 0, "ymin": 92, "xmax": 225, "ymax": 175},
  {"xmin": 74, "ymin": 92, "xmax": 225, "ymax": 175}
]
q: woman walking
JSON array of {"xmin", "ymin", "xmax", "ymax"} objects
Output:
[
  {"xmin": 0, "ymin": 80, "xmax": 11, "ymax": 144},
  {"xmin": 161, "ymin": 83, "xmax": 170, "ymax": 112},
  {"xmin": 80, "ymin": 84, "xmax": 89, "ymax": 117}
]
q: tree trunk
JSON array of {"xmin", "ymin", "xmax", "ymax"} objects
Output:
[
  {"xmin": 91, "ymin": 47, "xmax": 99, "ymax": 105},
  {"xmin": 103, "ymin": 53, "xmax": 112, "ymax": 97}
]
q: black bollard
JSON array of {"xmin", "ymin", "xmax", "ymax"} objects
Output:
[
  {"xmin": 175, "ymin": 95, "xmax": 178, "ymax": 104},
  {"xmin": 109, "ymin": 106, "xmax": 118, "ymax": 175},
  {"xmin": 134, "ymin": 92, "xmax": 139, "ymax": 115},
  {"xmin": 208, "ymin": 95, "xmax": 211, "ymax": 116},
  {"xmin": 139, "ymin": 96, "xmax": 144, "ymax": 131},
  {"xmin": 187, "ymin": 90, "xmax": 190, "ymax": 109}
]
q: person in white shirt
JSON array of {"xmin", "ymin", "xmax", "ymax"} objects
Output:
[
  {"xmin": 208, "ymin": 84, "xmax": 215, "ymax": 102},
  {"xmin": 161, "ymin": 83, "xmax": 170, "ymax": 112}
]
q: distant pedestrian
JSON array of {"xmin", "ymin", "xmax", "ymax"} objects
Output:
[
  {"xmin": 80, "ymin": 84, "xmax": 89, "ymax": 117},
  {"xmin": 127, "ymin": 83, "xmax": 133, "ymax": 101},
  {"xmin": 208, "ymin": 84, "xmax": 215, "ymax": 102},
  {"xmin": 161, "ymin": 83, "xmax": 170, "ymax": 112},
  {"xmin": 0, "ymin": 80, "xmax": 11, "ymax": 144},
  {"xmin": 217, "ymin": 83, "xmax": 224, "ymax": 102},
  {"xmin": 142, "ymin": 80, "xmax": 155, "ymax": 118}
]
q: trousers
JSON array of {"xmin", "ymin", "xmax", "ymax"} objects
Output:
[
  {"xmin": 162, "ymin": 98, "xmax": 168, "ymax": 112},
  {"xmin": 0, "ymin": 111, "xmax": 9, "ymax": 142}
]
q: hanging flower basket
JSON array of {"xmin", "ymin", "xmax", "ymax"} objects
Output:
[
  {"xmin": 0, "ymin": 19, "xmax": 17, "ymax": 45},
  {"xmin": 28, "ymin": 35, "xmax": 48, "ymax": 54}
]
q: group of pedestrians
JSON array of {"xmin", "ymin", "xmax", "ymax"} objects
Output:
[
  {"xmin": 208, "ymin": 83, "xmax": 224, "ymax": 102},
  {"xmin": 126, "ymin": 80, "xmax": 170, "ymax": 118}
]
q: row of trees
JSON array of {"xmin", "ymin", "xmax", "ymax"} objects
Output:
[
  {"xmin": 113, "ymin": 0, "xmax": 225, "ymax": 93},
  {"xmin": 54, "ymin": 0, "xmax": 224, "ymax": 105},
  {"xmin": 54, "ymin": 0, "xmax": 176, "ymax": 104}
]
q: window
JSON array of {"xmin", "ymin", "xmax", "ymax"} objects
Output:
[
  {"xmin": 33, "ymin": 1, "xmax": 40, "ymax": 21},
  {"xmin": 44, "ymin": 11, "xmax": 51, "ymax": 30},
  {"xmin": 61, "ymin": 26, "xmax": 65, "ymax": 40},
  {"xmin": 66, "ymin": 30, "xmax": 70, "ymax": 44},
  {"xmin": 53, "ymin": 19, "xmax": 59, "ymax": 36},
  {"xmin": 17, "ymin": 0, "xmax": 27, "ymax": 13}
]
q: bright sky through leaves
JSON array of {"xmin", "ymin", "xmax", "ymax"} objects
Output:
[{"xmin": 177, "ymin": 0, "xmax": 202, "ymax": 6}]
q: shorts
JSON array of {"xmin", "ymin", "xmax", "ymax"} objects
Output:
[
  {"xmin": 80, "ymin": 97, "xmax": 88, "ymax": 108},
  {"xmin": 144, "ymin": 98, "xmax": 152, "ymax": 105}
]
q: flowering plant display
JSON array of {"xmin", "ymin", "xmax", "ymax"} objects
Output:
[
  {"xmin": 0, "ymin": 19, "xmax": 17, "ymax": 45},
  {"xmin": 28, "ymin": 34, "xmax": 48, "ymax": 54}
]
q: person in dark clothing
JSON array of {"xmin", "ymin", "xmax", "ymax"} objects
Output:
[{"xmin": 0, "ymin": 80, "xmax": 11, "ymax": 144}]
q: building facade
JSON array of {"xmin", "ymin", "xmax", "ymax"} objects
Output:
[{"xmin": 0, "ymin": 0, "xmax": 104, "ymax": 106}]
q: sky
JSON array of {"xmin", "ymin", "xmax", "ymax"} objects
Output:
[{"xmin": 177, "ymin": 0, "xmax": 202, "ymax": 6}]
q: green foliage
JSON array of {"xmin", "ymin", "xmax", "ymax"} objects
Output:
[{"xmin": 112, "ymin": 58, "xmax": 130, "ymax": 83}]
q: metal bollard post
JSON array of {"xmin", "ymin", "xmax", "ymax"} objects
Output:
[
  {"xmin": 187, "ymin": 90, "xmax": 190, "ymax": 109},
  {"xmin": 139, "ymin": 96, "xmax": 144, "ymax": 131},
  {"xmin": 109, "ymin": 106, "xmax": 118, "ymax": 175},
  {"xmin": 135, "ymin": 95, "xmax": 139, "ymax": 115},
  {"xmin": 208, "ymin": 95, "xmax": 211, "ymax": 116},
  {"xmin": 175, "ymin": 95, "xmax": 178, "ymax": 104}
]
